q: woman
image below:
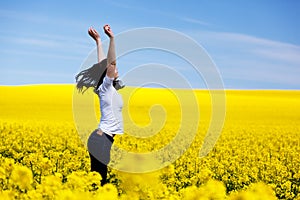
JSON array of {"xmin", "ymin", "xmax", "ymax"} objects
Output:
[{"xmin": 75, "ymin": 24, "xmax": 124, "ymax": 186}]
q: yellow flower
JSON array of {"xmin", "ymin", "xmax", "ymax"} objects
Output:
[
  {"xmin": 0, "ymin": 167, "xmax": 6, "ymax": 180},
  {"xmin": 0, "ymin": 190, "xmax": 15, "ymax": 200},
  {"xmin": 1, "ymin": 87, "xmax": 300, "ymax": 199},
  {"xmin": 199, "ymin": 179, "xmax": 226, "ymax": 200},
  {"xmin": 10, "ymin": 165, "xmax": 33, "ymax": 190},
  {"xmin": 97, "ymin": 183, "xmax": 118, "ymax": 200},
  {"xmin": 229, "ymin": 182, "xmax": 277, "ymax": 200}
]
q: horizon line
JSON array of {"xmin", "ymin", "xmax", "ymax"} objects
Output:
[{"xmin": 0, "ymin": 83, "xmax": 299, "ymax": 91}]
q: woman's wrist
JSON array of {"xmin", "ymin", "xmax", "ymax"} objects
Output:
[{"xmin": 96, "ymin": 39, "xmax": 102, "ymax": 45}]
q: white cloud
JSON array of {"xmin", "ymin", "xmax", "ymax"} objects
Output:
[
  {"xmin": 211, "ymin": 32, "xmax": 300, "ymax": 64},
  {"xmin": 0, "ymin": 8, "xmax": 48, "ymax": 23},
  {"xmin": 188, "ymin": 30, "xmax": 300, "ymax": 88},
  {"xmin": 15, "ymin": 38, "xmax": 60, "ymax": 48},
  {"xmin": 0, "ymin": 48, "xmax": 82, "ymax": 61},
  {"xmin": 180, "ymin": 17, "xmax": 211, "ymax": 26},
  {"xmin": 254, "ymin": 48, "xmax": 300, "ymax": 65},
  {"xmin": 0, "ymin": 69, "xmax": 73, "ymax": 85},
  {"xmin": 0, "ymin": 31, "xmax": 91, "ymax": 61}
]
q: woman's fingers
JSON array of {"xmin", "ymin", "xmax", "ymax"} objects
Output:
[
  {"xmin": 88, "ymin": 25, "xmax": 114, "ymax": 40},
  {"xmin": 103, "ymin": 24, "xmax": 113, "ymax": 37},
  {"xmin": 88, "ymin": 27, "xmax": 94, "ymax": 36},
  {"xmin": 88, "ymin": 27, "xmax": 100, "ymax": 41}
]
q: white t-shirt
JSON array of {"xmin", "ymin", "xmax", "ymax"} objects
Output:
[{"xmin": 95, "ymin": 76, "xmax": 124, "ymax": 135}]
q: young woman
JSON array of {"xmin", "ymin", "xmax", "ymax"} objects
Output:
[{"xmin": 75, "ymin": 24, "xmax": 124, "ymax": 186}]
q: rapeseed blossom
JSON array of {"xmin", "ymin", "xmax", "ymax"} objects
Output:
[
  {"xmin": 10, "ymin": 165, "xmax": 33, "ymax": 190},
  {"xmin": 0, "ymin": 85, "xmax": 299, "ymax": 199}
]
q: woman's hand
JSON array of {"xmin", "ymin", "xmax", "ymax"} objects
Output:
[
  {"xmin": 103, "ymin": 24, "xmax": 114, "ymax": 38},
  {"xmin": 88, "ymin": 27, "xmax": 101, "ymax": 44}
]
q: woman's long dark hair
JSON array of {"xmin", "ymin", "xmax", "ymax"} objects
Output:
[{"xmin": 75, "ymin": 59, "xmax": 107, "ymax": 93}]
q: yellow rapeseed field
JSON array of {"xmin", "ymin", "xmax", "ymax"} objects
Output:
[{"xmin": 0, "ymin": 85, "xmax": 300, "ymax": 199}]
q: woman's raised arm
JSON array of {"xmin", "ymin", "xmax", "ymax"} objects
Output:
[
  {"xmin": 103, "ymin": 24, "xmax": 117, "ymax": 79},
  {"xmin": 88, "ymin": 27, "xmax": 105, "ymax": 63}
]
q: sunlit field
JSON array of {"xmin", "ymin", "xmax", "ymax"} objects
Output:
[{"xmin": 0, "ymin": 85, "xmax": 300, "ymax": 199}]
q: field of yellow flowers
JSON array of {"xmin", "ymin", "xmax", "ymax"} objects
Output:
[{"xmin": 0, "ymin": 85, "xmax": 300, "ymax": 199}]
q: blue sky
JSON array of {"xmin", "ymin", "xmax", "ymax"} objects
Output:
[{"xmin": 0, "ymin": 0, "xmax": 299, "ymax": 89}]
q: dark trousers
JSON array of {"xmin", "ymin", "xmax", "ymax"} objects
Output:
[{"xmin": 87, "ymin": 129, "xmax": 114, "ymax": 186}]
